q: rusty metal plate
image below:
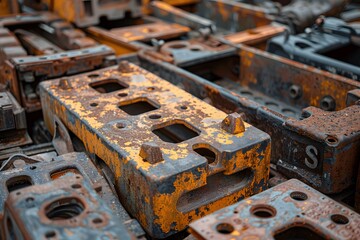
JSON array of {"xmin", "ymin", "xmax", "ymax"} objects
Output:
[
  {"xmin": 0, "ymin": 91, "xmax": 32, "ymax": 151},
  {"xmin": 49, "ymin": 0, "xmax": 142, "ymax": 27},
  {"xmin": 150, "ymin": 1, "xmax": 215, "ymax": 31},
  {"xmin": 189, "ymin": 179, "xmax": 360, "ymax": 240},
  {"xmin": 138, "ymin": 44, "xmax": 360, "ymax": 194},
  {"xmin": 2, "ymin": 173, "xmax": 136, "ymax": 239},
  {"xmin": 1, "ymin": 45, "xmax": 116, "ymax": 112},
  {"xmin": 40, "ymin": 61, "xmax": 271, "ymax": 238},
  {"xmin": 0, "ymin": 152, "xmax": 145, "ymax": 239},
  {"xmin": 144, "ymin": 36, "xmax": 234, "ymax": 66},
  {"xmin": 222, "ymin": 25, "xmax": 286, "ymax": 50},
  {"xmin": 88, "ymin": 21, "xmax": 190, "ymax": 43},
  {"xmin": 0, "ymin": 12, "xmax": 97, "ymax": 51},
  {"xmin": 201, "ymin": 0, "xmax": 274, "ymax": 32}
]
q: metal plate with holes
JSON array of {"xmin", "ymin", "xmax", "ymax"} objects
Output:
[
  {"xmin": 0, "ymin": 152, "xmax": 145, "ymax": 239},
  {"xmin": 144, "ymin": 36, "xmax": 234, "ymax": 66},
  {"xmin": 0, "ymin": 91, "xmax": 31, "ymax": 151},
  {"xmin": 1, "ymin": 174, "xmax": 135, "ymax": 240},
  {"xmin": 138, "ymin": 44, "xmax": 360, "ymax": 194},
  {"xmin": 40, "ymin": 61, "xmax": 271, "ymax": 238},
  {"xmin": 1, "ymin": 45, "xmax": 116, "ymax": 112},
  {"xmin": 189, "ymin": 179, "xmax": 360, "ymax": 240}
]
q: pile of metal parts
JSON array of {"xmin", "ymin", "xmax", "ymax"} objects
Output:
[{"xmin": 0, "ymin": 0, "xmax": 359, "ymax": 239}]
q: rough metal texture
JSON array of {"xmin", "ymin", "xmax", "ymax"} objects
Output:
[
  {"xmin": 85, "ymin": 16, "xmax": 190, "ymax": 55},
  {"xmin": 268, "ymin": 17, "xmax": 360, "ymax": 81},
  {"xmin": 49, "ymin": 0, "xmax": 142, "ymax": 27},
  {"xmin": 1, "ymin": 45, "xmax": 116, "ymax": 112},
  {"xmin": 0, "ymin": 12, "xmax": 97, "ymax": 51},
  {"xmin": 144, "ymin": 36, "xmax": 234, "ymax": 66},
  {"xmin": 1, "ymin": 174, "xmax": 135, "ymax": 240},
  {"xmin": 138, "ymin": 44, "xmax": 360, "ymax": 194},
  {"xmin": 199, "ymin": 0, "xmax": 274, "ymax": 32},
  {"xmin": 40, "ymin": 61, "xmax": 271, "ymax": 238},
  {"xmin": 0, "ymin": 152, "xmax": 145, "ymax": 239},
  {"xmin": 0, "ymin": 91, "xmax": 31, "ymax": 151},
  {"xmin": 151, "ymin": 1, "xmax": 215, "ymax": 31},
  {"xmin": 189, "ymin": 179, "xmax": 360, "ymax": 240}
]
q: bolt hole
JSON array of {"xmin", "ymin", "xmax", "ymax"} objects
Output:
[
  {"xmin": 325, "ymin": 136, "xmax": 338, "ymax": 145},
  {"xmin": 250, "ymin": 204, "xmax": 276, "ymax": 218},
  {"xmin": 149, "ymin": 114, "xmax": 161, "ymax": 119},
  {"xmin": 216, "ymin": 223, "xmax": 234, "ymax": 234},
  {"xmin": 116, "ymin": 123, "xmax": 126, "ymax": 129},
  {"xmin": 180, "ymin": 105, "xmax": 187, "ymax": 110},
  {"xmin": 92, "ymin": 218, "xmax": 103, "ymax": 224},
  {"xmin": 71, "ymin": 184, "xmax": 81, "ymax": 189},
  {"xmin": 30, "ymin": 166, "xmax": 37, "ymax": 170},
  {"xmin": 45, "ymin": 231, "xmax": 56, "ymax": 238},
  {"xmin": 290, "ymin": 191, "xmax": 308, "ymax": 201},
  {"xmin": 90, "ymin": 103, "xmax": 98, "ymax": 107},
  {"xmin": 147, "ymin": 87, "xmax": 155, "ymax": 91},
  {"xmin": 118, "ymin": 93, "xmax": 128, "ymax": 97},
  {"xmin": 331, "ymin": 214, "xmax": 349, "ymax": 225},
  {"xmin": 88, "ymin": 74, "xmax": 100, "ymax": 78}
]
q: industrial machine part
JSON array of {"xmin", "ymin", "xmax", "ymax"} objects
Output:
[
  {"xmin": 0, "ymin": 142, "xmax": 56, "ymax": 164},
  {"xmin": 188, "ymin": 179, "xmax": 360, "ymax": 240},
  {"xmin": 0, "ymin": 152, "xmax": 145, "ymax": 239},
  {"xmin": 151, "ymin": 1, "xmax": 216, "ymax": 31},
  {"xmin": 0, "ymin": 12, "xmax": 97, "ymax": 51},
  {"xmin": 268, "ymin": 17, "xmax": 360, "ymax": 81},
  {"xmin": 1, "ymin": 45, "xmax": 116, "ymax": 112},
  {"xmin": 1, "ymin": 174, "xmax": 136, "ymax": 239},
  {"xmin": 138, "ymin": 44, "xmax": 360, "ymax": 194},
  {"xmin": 40, "ymin": 61, "xmax": 271, "ymax": 238},
  {"xmin": 0, "ymin": 91, "xmax": 31, "ymax": 151},
  {"xmin": 0, "ymin": 29, "xmax": 27, "ymax": 67},
  {"xmin": 47, "ymin": 0, "xmax": 142, "ymax": 27},
  {"xmin": 85, "ymin": 16, "xmax": 190, "ymax": 55},
  {"xmin": 199, "ymin": 0, "xmax": 347, "ymax": 33}
]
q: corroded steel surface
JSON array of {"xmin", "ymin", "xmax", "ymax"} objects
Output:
[
  {"xmin": 138, "ymin": 44, "xmax": 360, "ymax": 194},
  {"xmin": 189, "ymin": 179, "xmax": 360, "ymax": 240},
  {"xmin": 1, "ymin": 45, "xmax": 116, "ymax": 112},
  {"xmin": 40, "ymin": 61, "xmax": 271, "ymax": 238},
  {"xmin": 2, "ymin": 174, "xmax": 135, "ymax": 239},
  {"xmin": 0, "ymin": 152, "xmax": 145, "ymax": 238}
]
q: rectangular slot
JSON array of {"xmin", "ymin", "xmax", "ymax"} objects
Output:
[
  {"xmin": 83, "ymin": 0, "xmax": 93, "ymax": 16},
  {"xmin": 90, "ymin": 78, "xmax": 128, "ymax": 93},
  {"xmin": 153, "ymin": 123, "xmax": 199, "ymax": 143},
  {"xmin": 6, "ymin": 176, "xmax": 33, "ymax": 192},
  {"xmin": 118, "ymin": 98, "xmax": 158, "ymax": 115},
  {"xmin": 177, "ymin": 168, "xmax": 253, "ymax": 213}
]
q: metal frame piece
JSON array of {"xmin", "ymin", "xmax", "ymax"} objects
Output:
[
  {"xmin": 2, "ymin": 174, "xmax": 135, "ymax": 239},
  {"xmin": 40, "ymin": 61, "xmax": 271, "ymax": 238},
  {"xmin": 189, "ymin": 179, "xmax": 360, "ymax": 240}
]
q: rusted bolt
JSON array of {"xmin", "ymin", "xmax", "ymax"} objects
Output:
[
  {"xmin": 320, "ymin": 96, "xmax": 336, "ymax": 111},
  {"xmin": 289, "ymin": 85, "xmax": 302, "ymax": 99},
  {"xmin": 118, "ymin": 61, "xmax": 132, "ymax": 73},
  {"xmin": 58, "ymin": 78, "xmax": 72, "ymax": 90},
  {"xmin": 221, "ymin": 113, "xmax": 245, "ymax": 134},
  {"xmin": 139, "ymin": 142, "xmax": 164, "ymax": 164}
]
